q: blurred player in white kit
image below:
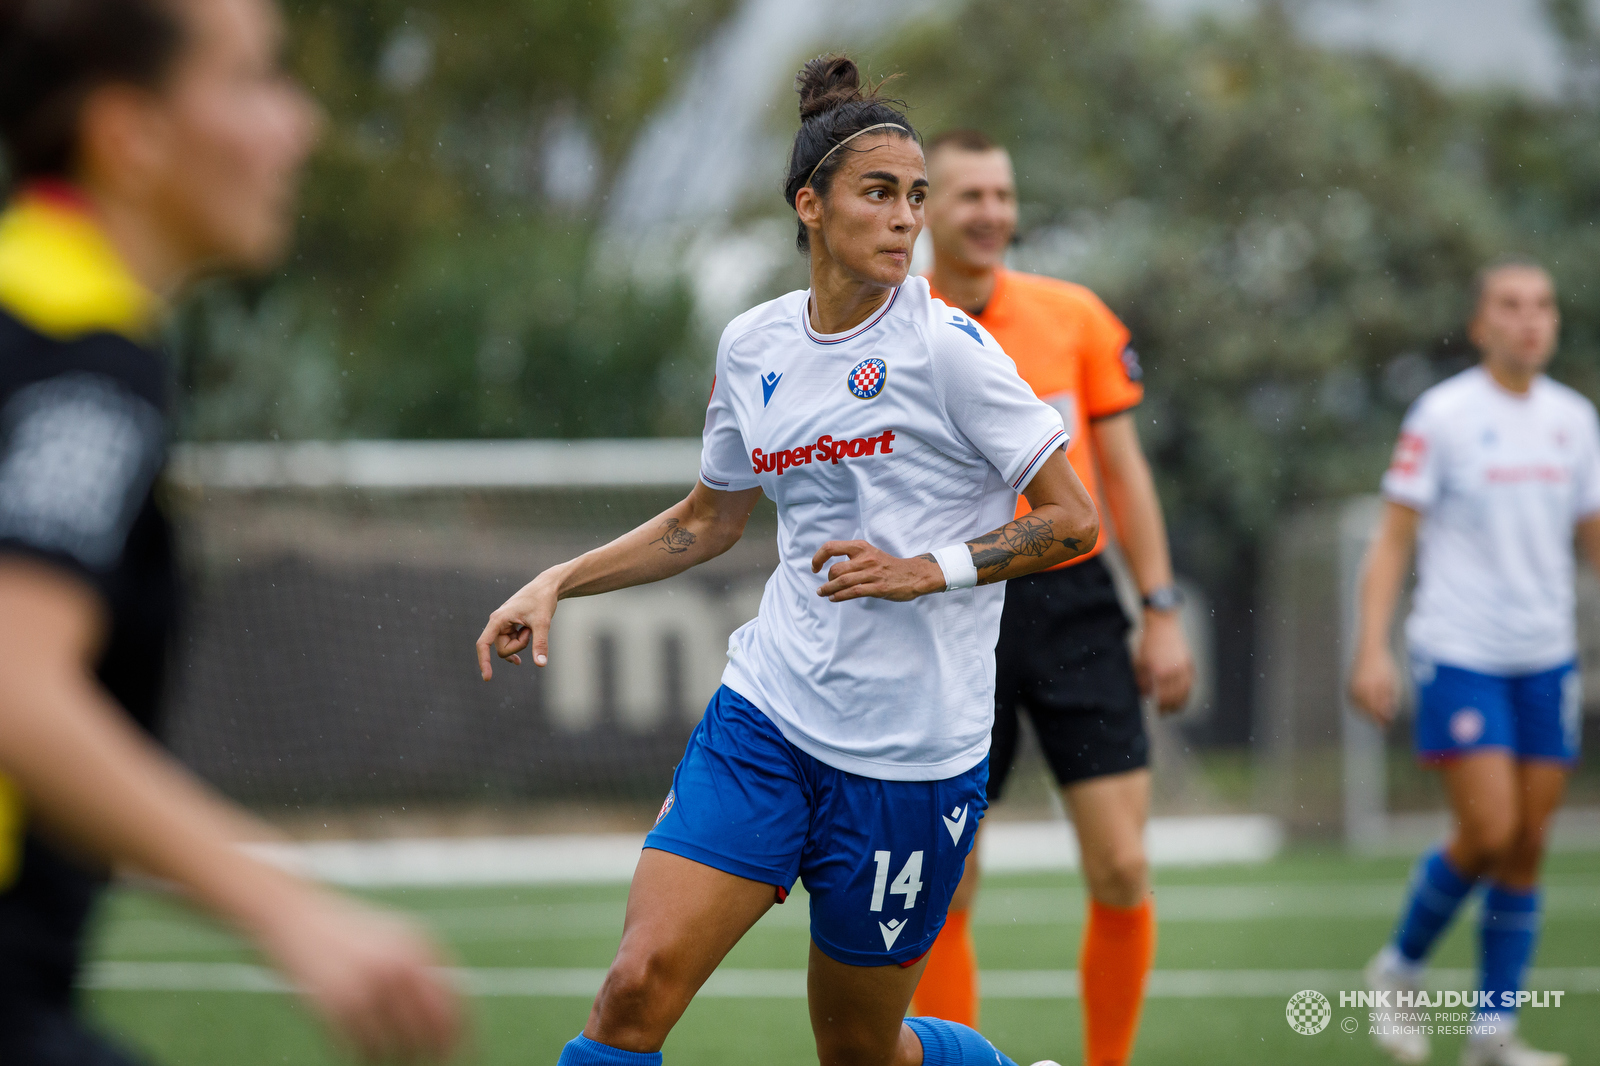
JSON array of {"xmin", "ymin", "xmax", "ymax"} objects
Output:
[{"xmin": 1351, "ymin": 259, "xmax": 1596, "ymax": 1066}]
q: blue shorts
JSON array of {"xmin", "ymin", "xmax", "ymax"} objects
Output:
[
  {"xmin": 1413, "ymin": 658, "xmax": 1582, "ymax": 764},
  {"xmin": 644, "ymin": 686, "xmax": 988, "ymax": 967}
]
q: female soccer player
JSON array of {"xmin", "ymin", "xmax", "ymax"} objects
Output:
[
  {"xmin": 1350, "ymin": 259, "xmax": 1595, "ymax": 1066},
  {"xmin": 477, "ymin": 56, "xmax": 1097, "ymax": 1066},
  {"xmin": 0, "ymin": 1, "xmax": 460, "ymax": 1062}
]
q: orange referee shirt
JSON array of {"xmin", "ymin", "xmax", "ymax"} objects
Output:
[{"xmin": 930, "ymin": 268, "xmax": 1143, "ymax": 568}]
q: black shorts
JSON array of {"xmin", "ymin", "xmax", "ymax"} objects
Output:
[
  {"xmin": 0, "ymin": 835, "xmax": 148, "ymax": 1065},
  {"xmin": 0, "ymin": 1001, "xmax": 149, "ymax": 1066},
  {"xmin": 989, "ymin": 556, "xmax": 1148, "ymax": 800}
]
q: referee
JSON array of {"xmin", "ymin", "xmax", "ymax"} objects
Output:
[
  {"xmin": 0, "ymin": 1, "xmax": 460, "ymax": 1062},
  {"xmin": 912, "ymin": 130, "xmax": 1194, "ymax": 1066}
]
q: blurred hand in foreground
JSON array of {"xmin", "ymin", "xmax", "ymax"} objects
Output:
[{"xmin": 258, "ymin": 888, "xmax": 463, "ymax": 1063}]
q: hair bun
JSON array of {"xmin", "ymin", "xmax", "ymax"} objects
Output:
[{"xmin": 796, "ymin": 54, "xmax": 862, "ymax": 120}]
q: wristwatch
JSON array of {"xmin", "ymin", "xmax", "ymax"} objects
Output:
[{"xmin": 1141, "ymin": 584, "xmax": 1185, "ymax": 613}]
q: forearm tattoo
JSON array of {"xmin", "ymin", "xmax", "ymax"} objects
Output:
[
  {"xmin": 968, "ymin": 514, "xmax": 1082, "ymax": 579},
  {"xmin": 653, "ymin": 518, "xmax": 697, "ymax": 554}
]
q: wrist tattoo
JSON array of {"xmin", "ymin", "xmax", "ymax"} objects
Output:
[
  {"xmin": 653, "ymin": 518, "xmax": 697, "ymax": 555},
  {"xmin": 968, "ymin": 514, "xmax": 1082, "ymax": 578}
]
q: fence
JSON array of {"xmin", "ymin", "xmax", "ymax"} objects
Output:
[
  {"xmin": 163, "ymin": 439, "xmax": 1228, "ymax": 827},
  {"xmin": 1255, "ymin": 496, "xmax": 1600, "ymax": 849}
]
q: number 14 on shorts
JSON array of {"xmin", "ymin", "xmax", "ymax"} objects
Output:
[{"xmin": 870, "ymin": 850, "xmax": 923, "ymax": 949}]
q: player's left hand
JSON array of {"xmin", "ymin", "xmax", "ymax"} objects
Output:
[
  {"xmin": 812, "ymin": 540, "xmax": 945, "ymax": 602},
  {"xmin": 1136, "ymin": 610, "xmax": 1194, "ymax": 714}
]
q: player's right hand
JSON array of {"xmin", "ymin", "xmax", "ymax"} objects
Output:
[
  {"xmin": 261, "ymin": 891, "xmax": 463, "ymax": 1063},
  {"xmin": 1348, "ymin": 646, "xmax": 1400, "ymax": 727},
  {"xmin": 476, "ymin": 572, "xmax": 560, "ymax": 679},
  {"xmin": 811, "ymin": 539, "xmax": 946, "ymax": 601}
]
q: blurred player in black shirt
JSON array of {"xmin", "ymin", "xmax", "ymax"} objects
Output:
[{"xmin": 0, "ymin": 1, "xmax": 462, "ymax": 1062}]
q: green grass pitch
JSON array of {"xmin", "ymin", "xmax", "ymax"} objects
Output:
[{"xmin": 84, "ymin": 848, "xmax": 1600, "ymax": 1065}]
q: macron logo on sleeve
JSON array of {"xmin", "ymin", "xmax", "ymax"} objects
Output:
[
  {"xmin": 762, "ymin": 371, "xmax": 782, "ymax": 407},
  {"xmin": 948, "ymin": 313, "xmax": 983, "ymax": 345}
]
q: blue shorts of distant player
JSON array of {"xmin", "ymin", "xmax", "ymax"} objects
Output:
[
  {"xmin": 644, "ymin": 686, "xmax": 987, "ymax": 967},
  {"xmin": 1412, "ymin": 658, "xmax": 1582, "ymax": 764}
]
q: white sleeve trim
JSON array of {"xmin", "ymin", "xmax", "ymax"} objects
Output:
[
  {"xmin": 1010, "ymin": 429, "xmax": 1067, "ymax": 491},
  {"xmin": 700, "ymin": 469, "xmax": 758, "ymax": 492},
  {"xmin": 1380, "ymin": 489, "xmax": 1431, "ymax": 513}
]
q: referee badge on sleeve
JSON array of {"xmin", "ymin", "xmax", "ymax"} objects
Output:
[{"xmin": 1120, "ymin": 344, "xmax": 1143, "ymax": 382}]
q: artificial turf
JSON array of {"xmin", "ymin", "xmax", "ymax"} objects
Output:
[{"xmin": 84, "ymin": 848, "xmax": 1600, "ymax": 1065}]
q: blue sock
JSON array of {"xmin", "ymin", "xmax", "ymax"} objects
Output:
[
  {"xmin": 1392, "ymin": 847, "xmax": 1476, "ymax": 964},
  {"xmin": 906, "ymin": 1016, "xmax": 1019, "ymax": 1066},
  {"xmin": 1478, "ymin": 884, "xmax": 1540, "ymax": 1024},
  {"xmin": 556, "ymin": 1034, "xmax": 663, "ymax": 1066}
]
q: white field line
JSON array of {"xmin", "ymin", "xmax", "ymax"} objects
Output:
[
  {"xmin": 242, "ymin": 816, "xmax": 1284, "ymax": 889},
  {"xmin": 401, "ymin": 883, "xmax": 1599, "ymax": 937},
  {"xmin": 95, "ymin": 882, "xmax": 1600, "ymax": 957},
  {"xmin": 83, "ymin": 962, "xmax": 1600, "ymax": 1000}
]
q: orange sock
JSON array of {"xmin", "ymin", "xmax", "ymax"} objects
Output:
[
  {"xmin": 1080, "ymin": 897, "xmax": 1156, "ymax": 1066},
  {"xmin": 910, "ymin": 908, "xmax": 979, "ymax": 1028}
]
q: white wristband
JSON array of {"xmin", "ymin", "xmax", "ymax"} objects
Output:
[{"xmin": 930, "ymin": 543, "xmax": 978, "ymax": 591}]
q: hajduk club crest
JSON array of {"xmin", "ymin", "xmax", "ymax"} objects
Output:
[{"xmin": 847, "ymin": 358, "xmax": 887, "ymax": 399}]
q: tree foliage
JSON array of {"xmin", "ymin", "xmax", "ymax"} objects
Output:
[
  {"xmin": 882, "ymin": 0, "xmax": 1600, "ymax": 590},
  {"xmin": 172, "ymin": 0, "xmax": 733, "ymax": 441},
  {"xmin": 166, "ymin": 0, "xmax": 1600, "ymax": 602}
]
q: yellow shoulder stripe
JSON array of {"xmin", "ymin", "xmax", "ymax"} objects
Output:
[
  {"xmin": 0, "ymin": 773, "xmax": 21, "ymax": 892},
  {"xmin": 0, "ymin": 191, "xmax": 160, "ymax": 342}
]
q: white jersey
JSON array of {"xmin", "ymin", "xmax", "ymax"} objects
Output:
[
  {"xmin": 700, "ymin": 278, "xmax": 1066, "ymax": 780},
  {"xmin": 1382, "ymin": 366, "xmax": 1600, "ymax": 674}
]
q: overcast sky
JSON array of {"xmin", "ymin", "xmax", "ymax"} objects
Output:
[
  {"xmin": 1146, "ymin": 0, "xmax": 1582, "ymax": 96},
  {"xmin": 603, "ymin": 0, "xmax": 1586, "ymax": 249}
]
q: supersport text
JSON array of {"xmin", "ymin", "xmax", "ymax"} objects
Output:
[{"xmin": 752, "ymin": 430, "xmax": 897, "ymax": 475}]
